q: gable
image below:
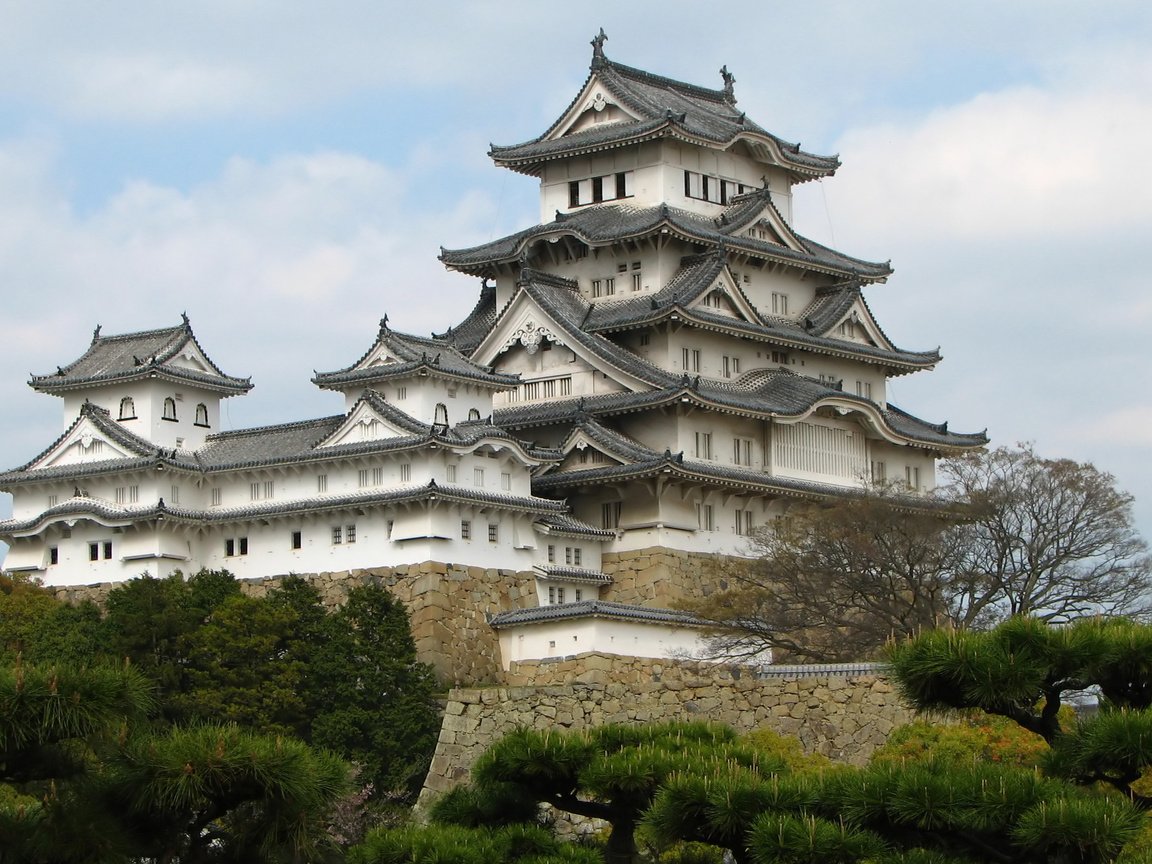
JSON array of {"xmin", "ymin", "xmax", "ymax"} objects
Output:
[
  {"xmin": 553, "ymin": 75, "xmax": 642, "ymax": 139},
  {"xmin": 315, "ymin": 398, "xmax": 418, "ymax": 449},
  {"xmin": 833, "ymin": 302, "xmax": 892, "ymax": 351},
  {"xmin": 740, "ymin": 204, "xmax": 806, "ymax": 253},
  {"xmin": 687, "ymin": 268, "xmax": 761, "ymax": 322},
  {"xmin": 162, "ymin": 341, "xmax": 215, "ymax": 375},
  {"xmin": 35, "ymin": 418, "xmax": 135, "ymax": 470},
  {"xmin": 556, "ymin": 438, "xmax": 624, "ymax": 473}
]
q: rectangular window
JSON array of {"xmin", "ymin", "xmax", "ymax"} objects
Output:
[
  {"xmin": 238, "ymin": 537, "xmax": 248, "ymax": 556},
  {"xmin": 474, "ymin": 467, "xmax": 485, "ymax": 486},
  {"xmin": 332, "ymin": 526, "xmax": 343, "ymax": 545},
  {"xmin": 291, "ymin": 531, "xmax": 302, "ymax": 550},
  {"xmin": 616, "ymin": 172, "xmax": 629, "ymax": 198},
  {"xmin": 396, "ymin": 386, "xmax": 407, "ymax": 400},
  {"xmin": 601, "ymin": 501, "xmax": 622, "ymax": 529},
  {"xmin": 346, "ymin": 524, "xmax": 356, "ymax": 544},
  {"xmin": 358, "ymin": 469, "xmax": 370, "ymax": 488},
  {"xmin": 575, "ymin": 588, "xmax": 583, "ymax": 602},
  {"xmin": 547, "ymin": 544, "xmax": 555, "ymax": 563},
  {"xmin": 559, "ymin": 377, "xmax": 572, "ymax": 396},
  {"xmin": 461, "ymin": 520, "xmax": 471, "ymax": 540},
  {"xmin": 387, "ymin": 519, "xmax": 394, "ymax": 537},
  {"xmin": 639, "ymin": 333, "xmax": 650, "ymax": 347},
  {"xmin": 695, "ymin": 432, "xmax": 713, "ymax": 460},
  {"xmin": 722, "ymin": 356, "xmax": 741, "ymax": 378},
  {"xmin": 573, "ymin": 548, "xmax": 582, "ymax": 566},
  {"xmin": 568, "ymin": 181, "xmax": 580, "ymax": 208},
  {"xmin": 680, "ymin": 347, "xmax": 701, "ymax": 372},
  {"xmin": 103, "ymin": 541, "xmax": 113, "ymax": 560},
  {"xmin": 170, "ymin": 485, "xmax": 180, "ymax": 505},
  {"xmin": 400, "ymin": 464, "xmax": 411, "ymax": 482},
  {"xmin": 705, "ymin": 290, "xmax": 723, "ymax": 309},
  {"xmin": 250, "ymin": 481, "xmax": 261, "ymax": 501},
  {"xmin": 262, "ymin": 481, "xmax": 274, "ymax": 499},
  {"xmin": 49, "ymin": 546, "xmax": 59, "ymax": 565},
  {"xmin": 542, "ymin": 379, "xmax": 556, "ymax": 398},
  {"xmin": 871, "ymin": 460, "xmax": 887, "ymax": 482},
  {"xmin": 771, "ymin": 293, "xmax": 789, "ymax": 316},
  {"xmin": 604, "ymin": 277, "xmax": 615, "ymax": 296},
  {"xmin": 447, "ymin": 464, "xmax": 457, "ymax": 483},
  {"xmin": 735, "ymin": 510, "xmax": 755, "ymax": 536},
  {"xmin": 317, "ymin": 474, "xmax": 328, "ymax": 493},
  {"xmin": 488, "ymin": 523, "xmax": 499, "ymax": 543},
  {"xmin": 89, "ymin": 542, "xmax": 100, "ymax": 562},
  {"xmin": 697, "ymin": 503, "xmax": 715, "ymax": 531},
  {"xmin": 225, "ymin": 538, "xmax": 235, "ymax": 557},
  {"xmin": 733, "ymin": 438, "xmax": 753, "ymax": 466},
  {"xmin": 548, "ymin": 586, "xmax": 556, "ymax": 604},
  {"xmin": 372, "ymin": 467, "xmax": 384, "ymax": 485},
  {"xmin": 501, "ymin": 472, "xmax": 511, "ymax": 490},
  {"xmin": 115, "ymin": 486, "xmax": 126, "ymax": 504},
  {"xmin": 565, "ymin": 547, "xmax": 573, "ymax": 565},
  {"xmin": 855, "ymin": 380, "xmax": 873, "ymax": 400},
  {"xmin": 47, "ymin": 494, "xmax": 58, "ymax": 508},
  {"xmin": 906, "ymin": 466, "xmax": 921, "ymax": 491},
  {"xmin": 211, "ymin": 488, "xmax": 222, "ymax": 506},
  {"xmin": 556, "ymin": 587, "xmax": 566, "ymax": 604},
  {"xmin": 591, "ymin": 278, "xmax": 602, "ymax": 298}
]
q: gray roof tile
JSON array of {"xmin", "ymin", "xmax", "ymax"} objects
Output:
[
  {"xmin": 488, "ymin": 598, "xmax": 704, "ymax": 628},
  {"xmin": 489, "ymin": 52, "xmax": 838, "ymax": 180},
  {"xmin": 30, "ymin": 318, "xmax": 251, "ymax": 395}
]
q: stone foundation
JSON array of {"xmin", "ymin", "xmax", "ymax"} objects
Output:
[
  {"xmin": 601, "ymin": 546, "xmax": 721, "ymax": 606},
  {"xmin": 420, "ymin": 651, "xmax": 913, "ymax": 806}
]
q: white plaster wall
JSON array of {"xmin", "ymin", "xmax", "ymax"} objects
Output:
[{"xmin": 497, "ymin": 617, "xmax": 707, "ymax": 668}]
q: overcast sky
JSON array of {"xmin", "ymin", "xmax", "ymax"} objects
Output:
[{"xmin": 2, "ymin": 1, "xmax": 1150, "ymax": 559}]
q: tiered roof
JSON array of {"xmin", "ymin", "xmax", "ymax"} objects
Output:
[
  {"xmin": 30, "ymin": 317, "xmax": 251, "ymax": 396},
  {"xmin": 489, "ymin": 32, "xmax": 838, "ymax": 182},
  {"xmin": 440, "ymin": 195, "xmax": 891, "ymax": 282}
]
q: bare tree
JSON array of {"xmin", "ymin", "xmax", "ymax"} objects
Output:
[
  {"xmin": 943, "ymin": 444, "xmax": 1151, "ymax": 626},
  {"xmin": 689, "ymin": 445, "xmax": 1150, "ymax": 662},
  {"xmin": 690, "ymin": 486, "xmax": 964, "ymax": 662}
]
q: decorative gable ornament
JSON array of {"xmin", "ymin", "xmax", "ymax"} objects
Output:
[{"xmin": 507, "ymin": 319, "xmax": 565, "ymax": 355}]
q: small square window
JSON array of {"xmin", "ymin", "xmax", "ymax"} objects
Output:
[
  {"xmin": 49, "ymin": 546, "xmax": 59, "ymax": 565},
  {"xmin": 238, "ymin": 537, "xmax": 248, "ymax": 556},
  {"xmin": 103, "ymin": 541, "xmax": 113, "ymax": 560},
  {"xmin": 332, "ymin": 526, "xmax": 343, "ymax": 545},
  {"xmin": 488, "ymin": 523, "xmax": 499, "ymax": 543},
  {"xmin": 461, "ymin": 520, "xmax": 472, "ymax": 540},
  {"xmin": 547, "ymin": 544, "xmax": 555, "ymax": 563},
  {"xmin": 291, "ymin": 531, "xmax": 302, "ymax": 550},
  {"xmin": 225, "ymin": 538, "xmax": 236, "ymax": 557},
  {"xmin": 346, "ymin": 524, "xmax": 356, "ymax": 544},
  {"xmin": 89, "ymin": 542, "xmax": 100, "ymax": 562}
]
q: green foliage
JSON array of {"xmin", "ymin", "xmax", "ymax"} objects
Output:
[
  {"xmin": 1012, "ymin": 796, "xmax": 1144, "ymax": 863},
  {"xmin": 746, "ymin": 812, "xmax": 889, "ymax": 864},
  {"xmin": 177, "ymin": 593, "xmax": 309, "ymax": 735},
  {"xmin": 428, "ymin": 779, "xmax": 541, "ymax": 828},
  {"xmin": 112, "ymin": 722, "xmax": 349, "ymax": 863},
  {"xmin": 870, "ymin": 713, "xmax": 1050, "ymax": 769},
  {"xmin": 308, "ymin": 583, "xmax": 440, "ymax": 799},
  {"xmin": 348, "ymin": 822, "xmax": 601, "ymax": 864},
  {"xmin": 741, "ymin": 727, "xmax": 830, "ymax": 773}
]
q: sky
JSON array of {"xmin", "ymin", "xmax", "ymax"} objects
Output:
[{"xmin": 1, "ymin": 1, "xmax": 1150, "ymax": 559}]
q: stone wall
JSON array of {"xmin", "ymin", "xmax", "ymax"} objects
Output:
[
  {"xmin": 420, "ymin": 651, "xmax": 913, "ymax": 806},
  {"xmin": 52, "ymin": 562, "xmax": 538, "ymax": 686},
  {"xmin": 601, "ymin": 546, "xmax": 721, "ymax": 606}
]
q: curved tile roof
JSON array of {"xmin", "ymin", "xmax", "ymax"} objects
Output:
[
  {"xmin": 534, "ymin": 513, "xmax": 616, "ymax": 539},
  {"xmin": 313, "ymin": 321, "xmax": 517, "ymax": 390},
  {"xmin": 488, "ymin": 598, "xmax": 704, "ymax": 628},
  {"xmin": 436, "ymin": 280, "xmax": 499, "ymax": 352},
  {"xmin": 0, "ymin": 481, "xmax": 569, "ymax": 535},
  {"xmin": 489, "ymin": 47, "xmax": 838, "ymax": 181},
  {"xmin": 533, "ymin": 565, "xmax": 614, "ymax": 584},
  {"xmin": 30, "ymin": 318, "xmax": 251, "ymax": 396},
  {"xmin": 440, "ymin": 200, "xmax": 891, "ymax": 282}
]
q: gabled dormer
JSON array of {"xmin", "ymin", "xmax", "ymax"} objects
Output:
[
  {"xmin": 313, "ymin": 320, "xmax": 518, "ymax": 424},
  {"xmin": 28, "ymin": 316, "xmax": 251, "ymax": 451}
]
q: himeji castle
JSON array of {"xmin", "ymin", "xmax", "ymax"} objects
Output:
[{"xmin": 0, "ymin": 33, "xmax": 985, "ymax": 674}]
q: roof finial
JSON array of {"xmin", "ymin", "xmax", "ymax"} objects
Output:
[
  {"xmin": 720, "ymin": 65, "xmax": 736, "ymax": 104},
  {"xmin": 379, "ymin": 314, "xmax": 389, "ymax": 337},
  {"xmin": 91, "ymin": 324, "xmax": 101, "ymax": 343},
  {"xmin": 180, "ymin": 311, "xmax": 190, "ymax": 327},
  {"xmin": 591, "ymin": 28, "xmax": 607, "ymax": 65}
]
